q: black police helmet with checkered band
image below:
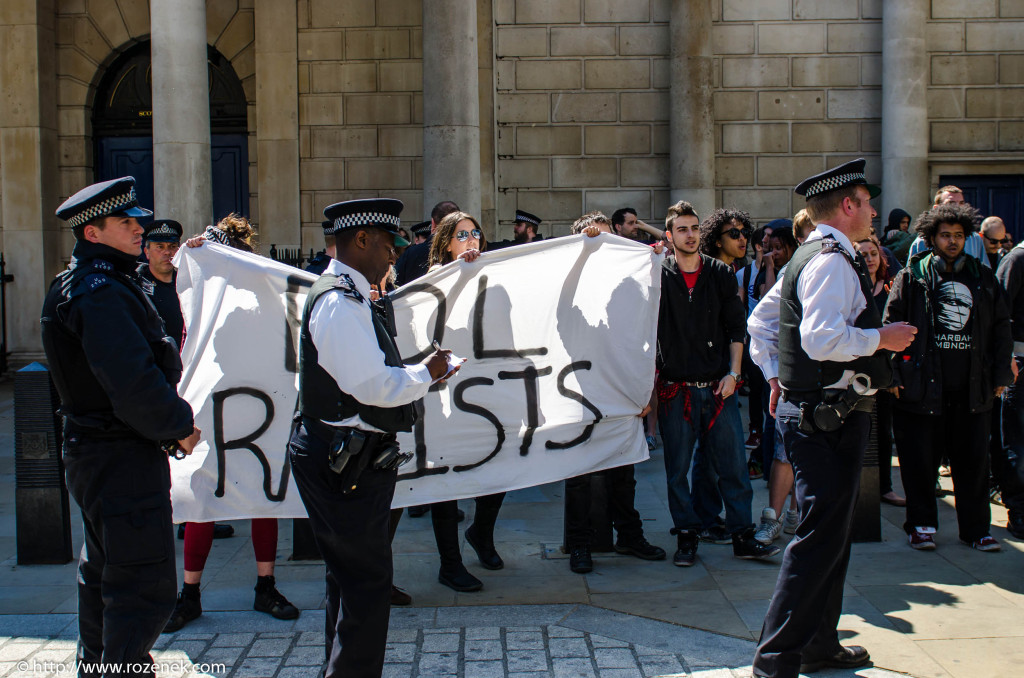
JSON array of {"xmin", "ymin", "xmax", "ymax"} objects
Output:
[
  {"xmin": 323, "ymin": 198, "xmax": 409, "ymax": 247},
  {"xmin": 56, "ymin": 177, "xmax": 152, "ymax": 228},
  {"xmin": 515, "ymin": 209, "xmax": 541, "ymax": 227},
  {"xmin": 144, "ymin": 219, "xmax": 183, "ymax": 243},
  {"xmin": 794, "ymin": 158, "xmax": 880, "ymax": 200}
]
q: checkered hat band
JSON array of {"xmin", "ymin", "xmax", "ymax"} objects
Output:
[
  {"xmin": 330, "ymin": 212, "xmax": 402, "ymax": 233},
  {"xmin": 67, "ymin": 189, "xmax": 138, "ymax": 228},
  {"xmin": 147, "ymin": 224, "xmax": 178, "ymax": 238},
  {"xmin": 516, "ymin": 215, "xmax": 540, "ymax": 225},
  {"xmin": 806, "ymin": 172, "xmax": 865, "ymax": 198}
]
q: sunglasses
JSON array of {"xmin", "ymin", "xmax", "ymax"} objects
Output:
[
  {"xmin": 985, "ymin": 234, "xmax": 1014, "ymax": 245},
  {"xmin": 724, "ymin": 227, "xmax": 750, "ymax": 240},
  {"xmin": 455, "ymin": 228, "xmax": 482, "ymax": 242}
]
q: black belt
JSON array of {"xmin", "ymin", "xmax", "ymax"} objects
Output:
[
  {"xmin": 299, "ymin": 415, "xmax": 396, "ymax": 450},
  {"xmin": 782, "ymin": 389, "xmax": 875, "ymax": 413}
]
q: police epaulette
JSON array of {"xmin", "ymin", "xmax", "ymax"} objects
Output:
[
  {"xmin": 820, "ymin": 237, "xmax": 843, "ymax": 254},
  {"xmin": 334, "ymin": 273, "xmax": 365, "ymax": 303}
]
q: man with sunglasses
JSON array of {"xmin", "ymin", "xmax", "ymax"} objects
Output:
[{"xmin": 981, "ymin": 216, "xmax": 1009, "ymax": 269}]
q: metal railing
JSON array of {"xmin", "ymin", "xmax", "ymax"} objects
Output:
[{"xmin": 268, "ymin": 245, "xmax": 319, "ymax": 270}]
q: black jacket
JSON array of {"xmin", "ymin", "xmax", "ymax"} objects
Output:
[
  {"xmin": 996, "ymin": 245, "xmax": 1024, "ymax": 344},
  {"xmin": 395, "ymin": 236, "xmax": 432, "ymax": 286},
  {"xmin": 137, "ymin": 263, "xmax": 184, "ymax": 351},
  {"xmin": 41, "ymin": 240, "xmax": 194, "ymax": 441},
  {"xmin": 883, "ymin": 251, "xmax": 1013, "ymax": 415},
  {"xmin": 657, "ymin": 254, "xmax": 746, "ymax": 383}
]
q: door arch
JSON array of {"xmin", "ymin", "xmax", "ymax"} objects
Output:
[{"xmin": 93, "ymin": 41, "xmax": 250, "ymax": 222}]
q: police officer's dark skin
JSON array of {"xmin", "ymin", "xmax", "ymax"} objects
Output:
[{"xmin": 337, "ymin": 226, "xmax": 455, "ymax": 380}]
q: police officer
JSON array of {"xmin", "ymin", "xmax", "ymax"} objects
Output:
[
  {"xmin": 287, "ymin": 198, "xmax": 456, "ymax": 677},
  {"xmin": 41, "ymin": 177, "xmax": 201, "ymax": 676},
  {"xmin": 488, "ymin": 209, "xmax": 543, "ymax": 251},
  {"xmin": 305, "ymin": 220, "xmax": 335, "ymax": 275},
  {"xmin": 138, "ymin": 219, "xmax": 185, "ymax": 349},
  {"xmin": 747, "ymin": 159, "xmax": 917, "ymax": 677}
]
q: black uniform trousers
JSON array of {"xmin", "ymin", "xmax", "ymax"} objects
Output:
[
  {"xmin": 288, "ymin": 418, "xmax": 396, "ymax": 678},
  {"xmin": 63, "ymin": 434, "xmax": 177, "ymax": 678},
  {"xmin": 752, "ymin": 410, "xmax": 870, "ymax": 678},
  {"xmin": 565, "ymin": 464, "xmax": 644, "ymax": 547}
]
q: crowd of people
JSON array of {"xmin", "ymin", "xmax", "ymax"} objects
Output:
[{"xmin": 40, "ymin": 159, "xmax": 1023, "ymax": 678}]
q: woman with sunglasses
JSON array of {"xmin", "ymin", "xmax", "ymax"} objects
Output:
[{"xmin": 423, "ymin": 211, "xmax": 506, "ymax": 592}]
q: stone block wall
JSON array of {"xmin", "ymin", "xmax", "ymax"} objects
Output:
[
  {"xmin": 927, "ymin": 1, "xmax": 1024, "ymax": 159},
  {"xmin": 493, "ymin": 0, "xmax": 671, "ymax": 239},
  {"xmin": 712, "ymin": 0, "xmax": 882, "ymax": 221},
  {"xmin": 53, "ymin": 0, "xmax": 256, "ymax": 263},
  {"xmin": 296, "ymin": 0, "xmax": 426, "ymax": 251}
]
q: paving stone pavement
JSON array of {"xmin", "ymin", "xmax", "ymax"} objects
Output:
[{"xmin": 0, "ymin": 606, "xmax": 906, "ymax": 678}]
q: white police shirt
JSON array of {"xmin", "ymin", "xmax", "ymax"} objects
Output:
[
  {"xmin": 309, "ymin": 259, "xmax": 432, "ymax": 432},
  {"xmin": 747, "ymin": 224, "xmax": 881, "ymax": 391}
]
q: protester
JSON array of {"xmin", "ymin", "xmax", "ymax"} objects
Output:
[
  {"xmin": 981, "ymin": 216, "xmax": 1009, "ymax": 269},
  {"xmin": 287, "ymin": 198, "xmax": 455, "ymax": 676},
  {"xmin": 885, "ymin": 203, "xmax": 1013, "ymax": 552},
  {"xmin": 422, "ymin": 211, "xmax": 508, "ymax": 591},
  {"xmin": 995, "ymin": 239, "xmax": 1024, "ymax": 538},
  {"xmin": 883, "ymin": 208, "xmax": 914, "ymax": 264},
  {"xmin": 395, "ymin": 201, "xmax": 460, "ymax": 285},
  {"xmin": 748, "ymin": 158, "xmax": 917, "ymax": 676},
  {"xmin": 42, "ymin": 177, "xmax": 200, "ymax": 674},
  {"xmin": 906, "ymin": 186, "xmax": 989, "ymax": 267},
  {"xmin": 561, "ymin": 212, "xmax": 667, "ymax": 573},
  {"xmin": 167, "ymin": 215, "xmax": 299, "ymax": 633},
  {"xmin": 657, "ymin": 200, "xmax": 778, "ymax": 567},
  {"xmin": 792, "ymin": 209, "xmax": 815, "ymax": 244},
  {"xmin": 854, "ymin": 235, "xmax": 905, "ymax": 507},
  {"xmin": 738, "ymin": 224, "xmax": 769, "ymax": 461}
]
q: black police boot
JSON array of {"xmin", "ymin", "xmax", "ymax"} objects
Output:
[
  {"xmin": 569, "ymin": 544, "xmax": 593, "ymax": 574},
  {"xmin": 465, "ymin": 524, "xmax": 504, "ymax": 570},
  {"xmin": 163, "ymin": 583, "xmax": 202, "ymax": 633},
  {"xmin": 733, "ymin": 527, "xmax": 782, "ymax": 560},
  {"xmin": 253, "ymin": 575, "xmax": 300, "ymax": 620},
  {"xmin": 671, "ymin": 528, "xmax": 699, "ymax": 567},
  {"xmin": 1008, "ymin": 510, "xmax": 1024, "ymax": 539}
]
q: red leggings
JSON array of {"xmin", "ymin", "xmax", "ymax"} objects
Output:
[{"xmin": 183, "ymin": 519, "xmax": 278, "ymax": 572}]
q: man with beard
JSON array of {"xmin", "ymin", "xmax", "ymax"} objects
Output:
[{"xmin": 885, "ymin": 202, "xmax": 1013, "ymax": 553}]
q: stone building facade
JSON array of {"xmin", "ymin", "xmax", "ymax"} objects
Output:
[{"xmin": 1, "ymin": 0, "xmax": 1023, "ymax": 360}]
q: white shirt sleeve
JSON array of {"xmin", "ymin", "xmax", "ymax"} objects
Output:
[
  {"xmin": 747, "ymin": 274, "xmax": 782, "ymax": 382},
  {"xmin": 309, "ymin": 291, "xmax": 432, "ymax": 408},
  {"xmin": 796, "ymin": 252, "xmax": 881, "ymax": 363}
]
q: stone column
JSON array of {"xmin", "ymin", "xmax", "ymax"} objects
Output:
[
  {"xmin": 881, "ymin": 0, "xmax": 930, "ymax": 217},
  {"xmin": 255, "ymin": 0, "xmax": 300, "ymax": 248},
  {"xmin": 0, "ymin": 0, "xmax": 62, "ymax": 359},
  {"xmin": 151, "ymin": 0, "xmax": 212, "ymax": 231},
  {"xmin": 668, "ymin": 0, "xmax": 714, "ymax": 218},
  {"xmin": 422, "ymin": 0, "xmax": 481, "ymax": 220}
]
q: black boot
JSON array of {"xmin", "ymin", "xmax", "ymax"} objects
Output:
[
  {"xmin": 1008, "ymin": 510, "xmax": 1024, "ymax": 539},
  {"xmin": 433, "ymin": 501, "xmax": 483, "ymax": 592},
  {"xmin": 163, "ymin": 583, "xmax": 202, "ymax": 633},
  {"xmin": 254, "ymin": 575, "xmax": 299, "ymax": 619},
  {"xmin": 671, "ymin": 528, "xmax": 699, "ymax": 567},
  {"xmin": 569, "ymin": 544, "xmax": 593, "ymax": 574},
  {"xmin": 466, "ymin": 493, "xmax": 505, "ymax": 570},
  {"xmin": 733, "ymin": 527, "xmax": 781, "ymax": 560}
]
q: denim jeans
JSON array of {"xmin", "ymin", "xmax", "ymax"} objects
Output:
[{"xmin": 659, "ymin": 386, "xmax": 753, "ymax": 534}]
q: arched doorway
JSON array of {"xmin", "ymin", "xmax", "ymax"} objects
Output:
[{"xmin": 93, "ymin": 41, "xmax": 249, "ymax": 222}]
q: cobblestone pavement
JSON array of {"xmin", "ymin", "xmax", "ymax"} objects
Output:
[{"xmin": 0, "ymin": 606, "xmax": 905, "ymax": 678}]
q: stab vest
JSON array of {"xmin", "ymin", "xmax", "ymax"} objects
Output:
[
  {"xmin": 297, "ymin": 273, "xmax": 417, "ymax": 433},
  {"xmin": 777, "ymin": 236, "xmax": 892, "ymax": 392}
]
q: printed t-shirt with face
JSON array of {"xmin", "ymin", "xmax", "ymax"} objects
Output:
[{"xmin": 934, "ymin": 270, "xmax": 973, "ymax": 391}]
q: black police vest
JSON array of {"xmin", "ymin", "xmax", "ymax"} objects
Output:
[
  {"xmin": 41, "ymin": 252, "xmax": 184, "ymax": 433},
  {"xmin": 778, "ymin": 236, "xmax": 893, "ymax": 392},
  {"xmin": 297, "ymin": 273, "xmax": 417, "ymax": 433}
]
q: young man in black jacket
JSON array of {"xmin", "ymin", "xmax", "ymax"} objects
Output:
[
  {"xmin": 884, "ymin": 202, "xmax": 1014, "ymax": 552},
  {"xmin": 657, "ymin": 200, "xmax": 779, "ymax": 566}
]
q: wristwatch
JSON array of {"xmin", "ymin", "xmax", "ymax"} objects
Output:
[{"xmin": 728, "ymin": 371, "xmax": 742, "ymax": 382}]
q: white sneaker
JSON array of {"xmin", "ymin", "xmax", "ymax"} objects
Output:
[
  {"xmin": 754, "ymin": 508, "xmax": 782, "ymax": 545},
  {"xmin": 783, "ymin": 509, "xmax": 799, "ymax": 534}
]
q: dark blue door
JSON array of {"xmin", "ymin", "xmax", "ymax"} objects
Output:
[
  {"xmin": 941, "ymin": 174, "xmax": 1024, "ymax": 243},
  {"xmin": 96, "ymin": 134, "xmax": 249, "ymax": 224}
]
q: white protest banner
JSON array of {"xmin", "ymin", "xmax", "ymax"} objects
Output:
[{"xmin": 170, "ymin": 234, "xmax": 660, "ymax": 522}]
